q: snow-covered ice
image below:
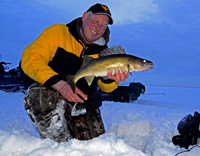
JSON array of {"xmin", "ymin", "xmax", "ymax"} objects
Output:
[{"xmin": 0, "ymin": 86, "xmax": 199, "ymax": 156}]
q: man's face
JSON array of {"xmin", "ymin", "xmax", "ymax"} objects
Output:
[{"xmin": 81, "ymin": 12, "xmax": 109, "ymax": 44}]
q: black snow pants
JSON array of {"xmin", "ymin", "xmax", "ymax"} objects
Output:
[{"xmin": 23, "ymin": 83, "xmax": 105, "ymax": 142}]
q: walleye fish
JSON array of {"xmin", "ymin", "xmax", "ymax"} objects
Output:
[{"xmin": 67, "ymin": 46, "xmax": 154, "ymax": 93}]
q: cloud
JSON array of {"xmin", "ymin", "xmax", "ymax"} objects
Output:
[
  {"xmin": 109, "ymin": 0, "xmax": 160, "ymax": 24},
  {"xmin": 31, "ymin": 0, "xmax": 160, "ymax": 25}
]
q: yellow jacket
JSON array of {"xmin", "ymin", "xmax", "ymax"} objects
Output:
[{"xmin": 21, "ymin": 18, "xmax": 118, "ymax": 93}]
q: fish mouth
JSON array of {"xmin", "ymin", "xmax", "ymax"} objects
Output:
[
  {"xmin": 149, "ymin": 63, "xmax": 154, "ymax": 69},
  {"xmin": 139, "ymin": 63, "xmax": 154, "ymax": 71}
]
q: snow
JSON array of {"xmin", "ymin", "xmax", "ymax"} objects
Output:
[
  {"xmin": 0, "ymin": 87, "xmax": 199, "ymax": 156},
  {"xmin": 0, "ymin": 0, "xmax": 200, "ymax": 156}
]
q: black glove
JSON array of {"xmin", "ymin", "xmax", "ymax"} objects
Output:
[{"xmin": 128, "ymin": 82, "xmax": 145, "ymax": 97}]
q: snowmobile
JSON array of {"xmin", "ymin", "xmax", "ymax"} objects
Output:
[
  {"xmin": 97, "ymin": 82, "xmax": 145, "ymax": 103},
  {"xmin": 0, "ymin": 56, "xmax": 35, "ymax": 92}
]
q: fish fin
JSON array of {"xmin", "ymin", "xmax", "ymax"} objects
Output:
[
  {"xmin": 85, "ymin": 76, "xmax": 94, "ymax": 86},
  {"xmin": 82, "ymin": 55, "xmax": 94, "ymax": 67},
  {"xmin": 127, "ymin": 64, "xmax": 132, "ymax": 76},
  {"xmin": 99, "ymin": 45, "xmax": 126, "ymax": 57},
  {"xmin": 66, "ymin": 75, "xmax": 76, "ymax": 94}
]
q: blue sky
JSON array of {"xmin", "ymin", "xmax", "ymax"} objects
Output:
[{"xmin": 0, "ymin": 0, "xmax": 200, "ymax": 87}]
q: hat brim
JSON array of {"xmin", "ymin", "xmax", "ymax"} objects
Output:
[{"xmin": 93, "ymin": 13, "xmax": 113, "ymax": 25}]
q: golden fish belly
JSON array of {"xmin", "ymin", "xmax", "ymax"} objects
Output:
[{"xmin": 73, "ymin": 60, "xmax": 130, "ymax": 83}]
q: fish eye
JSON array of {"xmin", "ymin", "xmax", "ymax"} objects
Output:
[{"xmin": 143, "ymin": 60, "xmax": 146, "ymax": 63}]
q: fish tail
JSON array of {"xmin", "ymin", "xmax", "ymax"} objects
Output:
[{"xmin": 66, "ymin": 75, "xmax": 76, "ymax": 94}]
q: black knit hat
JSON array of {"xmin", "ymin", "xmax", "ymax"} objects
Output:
[{"xmin": 87, "ymin": 3, "xmax": 113, "ymax": 25}]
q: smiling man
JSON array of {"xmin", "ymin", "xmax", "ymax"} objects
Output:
[
  {"xmin": 21, "ymin": 3, "xmax": 128, "ymax": 142},
  {"xmin": 81, "ymin": 12, "xmax": 109, "ymax": 44}
]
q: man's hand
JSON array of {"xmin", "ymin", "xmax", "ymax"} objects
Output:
[
  {"xmin": 52, "ymin": 80, "xmax": 87, "ymax": 103},
  {"xmin": 107, "ymin": 70, "xmax": 129, "ymax": 82}
]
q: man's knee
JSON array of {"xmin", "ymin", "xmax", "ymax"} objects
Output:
[
  {"xmin": 65, "ymin": 104, "xmax": 105, "ymax": 140},
  {"xmin": 23, "ymin": 83, "xmax": 71, "ymax": 142},
  {"xmin": 23, "ymin": 83, "xmax": 62, "ymax": 115}
]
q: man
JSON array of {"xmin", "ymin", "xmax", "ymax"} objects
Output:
[
  {"xmin": 0, "ymin": 62, "xmax": 6, "ymax": 73},
  {"xmin": 21, "ymin": 3, "xmax": 128, "ymax": 142}
]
